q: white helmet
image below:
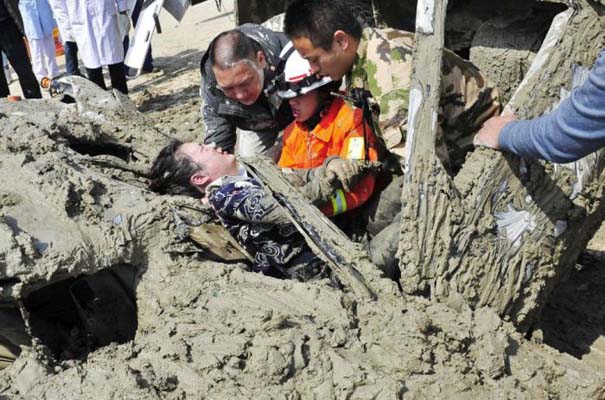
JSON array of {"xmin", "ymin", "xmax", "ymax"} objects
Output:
[{"xmin": 276, "ymin": 42, "xmax": 332, "ymax": 99}]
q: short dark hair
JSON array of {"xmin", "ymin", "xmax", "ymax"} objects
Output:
[
  {"xmin": 148, "ymin": 139, "xmax": 204, "ymax": 198},
  {"xmin": 284, "ymin": 0, "xmax": 362, "ymax": 51},
  {"xmin": 208, "ymin": 30, "xmax": 258, "ymax": 70}
]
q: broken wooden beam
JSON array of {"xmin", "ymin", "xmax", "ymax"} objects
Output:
[
  {"xmin": 398, "ymin": 2, "xmax": 605, "ymax": 331},
  {"xmin": 243, "ymin": 157, "xmax": 382, "ymax": 301}
]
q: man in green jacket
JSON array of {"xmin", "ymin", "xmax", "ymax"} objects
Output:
[{"xmin": 284, "ymin": 0, "xmax": 500, "ymax": 171}]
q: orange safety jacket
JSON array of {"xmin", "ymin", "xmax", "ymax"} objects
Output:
[{"xmin": 278, "ymin": 97, "xmax": 380, "ymax": 217}]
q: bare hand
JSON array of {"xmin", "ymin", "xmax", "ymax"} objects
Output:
[{"xmin": 474, "ymin": 114, "xmax": 518, "ymax": 149}]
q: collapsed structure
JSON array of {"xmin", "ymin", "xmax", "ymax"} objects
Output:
[{"xmin": 1, "ymin": 0, "xmax": 605, "ymax": 398}]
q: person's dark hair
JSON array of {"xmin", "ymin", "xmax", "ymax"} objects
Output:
[
  {"xmin": 284, "ymin": 0, "xmax": 362, "ymax": 51},
  {"xmin": 148, "ymin": 139, "xmax": 205, "ymax": 198},
  {"xmin": 208, "ymin": 30, "xmax": 258, "ymax": 70}
]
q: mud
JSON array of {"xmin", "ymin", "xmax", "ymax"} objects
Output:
[
  {"xmin": 1, "ymin": 1, "xmax": 605, "ymax": 399},
  {"xmin": 0, "ymin": 60, "xmax": 602, "ymax": 400},
  {"xmin": 469, "ymin": 6, "xmax": 565, "ymax": 104}
]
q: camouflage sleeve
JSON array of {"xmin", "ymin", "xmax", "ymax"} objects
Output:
[
  {"xmin": 438, "ymin": 49, "xmax": 501, "ymax": 168},
  {"xmin": 200, "ymin": 80, "xmax": 238, "ymax": 153}
]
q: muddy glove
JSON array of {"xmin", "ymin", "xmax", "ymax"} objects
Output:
[
  {"xmin": 299, "ymin": 165, "xmax": 339, "ymax": 205},
  {"xmin": 325, "ymin": 157, "xmax": 368, "ymax": 192}
]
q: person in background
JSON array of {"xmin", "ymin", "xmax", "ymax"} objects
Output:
[
  {"xmin": 18, "ymin": 0, "xmax": 60, "ymax": 88},
  {"xmin": 65, "ymin": 0, "xmax": 129, "ymax": 94},
  {"xmin": 0, "ymin": 0, "xmax": 42, "ymax": 99},
  {"xmin": 48, "ymin": 0, "xmax": 81, "ymax": 76}
]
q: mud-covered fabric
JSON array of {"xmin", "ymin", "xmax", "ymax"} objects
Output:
[
  {"xmin": 348, "ymin": 27, "xmax": 500, "ymax": 169},
  {"xmin": 199, "ymin": 24, "xmax": 293, "ymax": 154},
  {"xmin": 207, "ymin": 176, "xmax": 327, "ymax": 280}
]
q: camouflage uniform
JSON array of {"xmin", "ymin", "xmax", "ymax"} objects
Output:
[{"xmin": 348, "ymin": 27, "xmax": 500, "ymax": 169}]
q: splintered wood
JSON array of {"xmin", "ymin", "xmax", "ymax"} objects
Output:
[{"xmin": 243, "ymin": 157, "xmax": 381, "ymax": 301}]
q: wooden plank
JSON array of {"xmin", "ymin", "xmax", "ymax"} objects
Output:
[
  {"xmin": 242, "ymin": 157, "xmax": 379, "ymax": 301},
  {"xmin": 403, "ymin": 0, "xmax": 449, "ymax": 176}
]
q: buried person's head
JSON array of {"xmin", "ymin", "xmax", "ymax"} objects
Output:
[
  {"xmin": 284, "ymin": 0, "xmax": 361, "ymax": 81},
  {"xmin": 148, "ymin": 139, "xmax": 239, "ymax": 197},
  {"xmin": 276, "ymin": 43, "xmax": 338, "ymax": 124},
  {"xmin": 209, "ymin": 30, "xmax": 267, "ymax": 106}
]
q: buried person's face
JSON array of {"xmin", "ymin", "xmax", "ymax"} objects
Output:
[
  {"xmin": 178, "ymin": 142, "xmax": 239, "ymax": 191},
  {"xmin": 292, "ymin": 33, "xmax": 356, "ymax": 81},
  {"xmin": 213, "ymin": 54, "xmax": 266, "ymax": 106},
  {"xmin": 289, "ymin": 90, "xmax": 321, "ymax": 123}
]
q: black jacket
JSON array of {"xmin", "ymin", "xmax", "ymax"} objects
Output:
[
  {"xmin": 2, "ymin": 0, "xmax": 24, "ymax": 34},
  {"xmin": 199, "ymin": 24, "xmax": 293, "ymax": 153}
]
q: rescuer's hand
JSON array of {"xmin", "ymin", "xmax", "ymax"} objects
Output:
[{"xmin": 325, "ymin": 158, "xmax": 365, "ymax": 192}]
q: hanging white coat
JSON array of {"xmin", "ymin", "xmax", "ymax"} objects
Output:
[{"xmin": 65, "ymin": 0, "xmax": 129, "ymax": 69}]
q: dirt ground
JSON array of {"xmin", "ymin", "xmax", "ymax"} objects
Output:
[{"xmin": 2, "ymin": 1, "xmax": 605, "ymax": 399}]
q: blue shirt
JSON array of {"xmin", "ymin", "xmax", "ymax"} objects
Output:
[{"xmin": 499, "ymin": 50, "xmax": 605, "ymax": 163}]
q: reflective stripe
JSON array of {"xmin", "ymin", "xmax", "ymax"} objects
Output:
[{"xmin": 330, "ymin": 189, "xmax": 348, "ymax": 215}]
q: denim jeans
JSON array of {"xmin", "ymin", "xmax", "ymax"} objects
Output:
[{"xmin": 64, "ymin": 41, "xmax": 81, "ymax": 76}]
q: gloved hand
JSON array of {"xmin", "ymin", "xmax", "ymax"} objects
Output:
[
  {"xmin": 299, "ymin": 165, "xmax": 338, "ymax": 205},
  {"xmin": 325, "ymin": 158, "xmax": 367, "ymax": 192},
  {"xmin": 299, "ymin": 160, "xmax": 382, "ymax": 204}
]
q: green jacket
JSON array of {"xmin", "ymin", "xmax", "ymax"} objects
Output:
[{"xmin": 347, "ymin": 27, "xmax": 500, "ymax": 169}]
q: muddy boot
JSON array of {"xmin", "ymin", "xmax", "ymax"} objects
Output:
[
  {"xmin": 364, "ymin": 175, "xmax": 405, "ymax": 236},
  {"xmin": 369, "ymin": 212, "xmax": 402, "ymax": 281}
]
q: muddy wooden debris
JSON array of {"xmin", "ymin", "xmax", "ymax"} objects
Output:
[{"xmin": 399, "ymin": 1, "xmax": 605, "ymax": 331}]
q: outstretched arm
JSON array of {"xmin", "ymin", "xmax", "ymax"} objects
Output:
[{"xmin": 475, "ymin": 50, "xmax": 605, "ymax": 163}]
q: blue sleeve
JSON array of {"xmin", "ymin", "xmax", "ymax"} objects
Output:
[{"xmin": 499, "ymin": 50, "xmax": 605, "ymax": 163}]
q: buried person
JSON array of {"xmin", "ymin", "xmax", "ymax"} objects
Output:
[
  {"xmin": 148, "ymin": 140, "xmax": 361, "ymax": 281},
  {"xmin": 150, "ymin": 46, "xmax": 387, "ymax": 279}
]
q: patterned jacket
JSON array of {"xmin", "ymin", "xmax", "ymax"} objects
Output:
[
  {"xmin": 348, "ymin": 27, "xmax": 500, "ymax": 169},
  {"xmin": 207, "ymin": 176, "xmax": 326, "ymax": 280},
  {"xmin": 199, "ymin": 24, "xmax": 293, "ymax": 153}
]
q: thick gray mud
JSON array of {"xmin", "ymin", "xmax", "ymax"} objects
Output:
[{"xmin": 0, "ymin": 78, "xmax": 603, "ymax": 400}]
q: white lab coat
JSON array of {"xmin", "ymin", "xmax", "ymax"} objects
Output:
[
  {"xmin": 65, "ymin": 0, "xmax": 129, "ymax": 69},
  {"xmin": 48, "ymin": 0, "xmax": 74, "ymax": 42}
]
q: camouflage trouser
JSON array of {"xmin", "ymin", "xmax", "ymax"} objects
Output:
[{"xmin": 437, "ymin": 49, "xmax": 501, "ymax": 171}]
